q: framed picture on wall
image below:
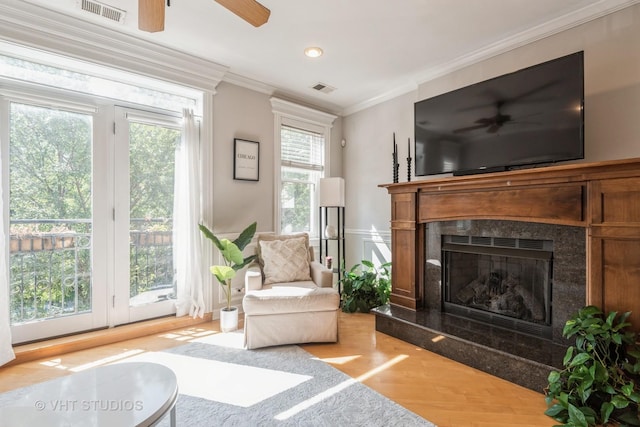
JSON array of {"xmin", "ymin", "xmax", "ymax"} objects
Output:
[{"xmin": 233, "ymin": 138, "xmax": 260, "ymax": 181}]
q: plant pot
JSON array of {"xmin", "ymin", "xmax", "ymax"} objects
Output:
[{"xmin": 220, "ymin": 306, "xmax": 239, "ymax": 332}]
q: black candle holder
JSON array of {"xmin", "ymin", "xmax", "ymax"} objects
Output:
[
  {"xmin": 407, "ymin": 137, "xmax": 412, "ymax": 182},
  {"xmin": 392, "ymin": 133, "xmax": 399, "ymax": 183},
  {"xmin": 393, "ymin": 155, "xmax": 399, "ymax": 183}
]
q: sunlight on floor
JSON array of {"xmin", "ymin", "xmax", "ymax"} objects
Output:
[
  {"xmin": 432, "ymin": 335, "xmax": 446, "ymax": 343},
  {"xmin": 355, "ymin": 354, "xmax": 408, "ymax": 382},
  {"xmin": 316, "ymin": 354, "xmax": 361, "ymax": 365},
  {"xmin": 275, "ymin": 377, "xmax": 358, "ymax": 420},
  {"xmin": 33, "ymin": 329, "xmax": 411, "ymax": 421},
  {"xmin": 273, "ymin": 353, "xmax": 411, "ymax": 420},
  {"xmin": 116, "ymin": 350, "xmax": 311, "ymax": 407},
  {"xmin": 159, "ymin": 328, "xmax": 218, "ymax": 342},
  {"xmin": 38, "ymin": 358, "xmax": 68, "ymax": 370},
  {"xmin": 190, "ymin": 330, "xmax": 244, "ymax": 348},
  {"xmin": 69, "ymin": 349, "xmax": 146, "ymax": 372},
  {"xmin": 38, "ymin": 349, "xmax": 147, "ymax": 372}
]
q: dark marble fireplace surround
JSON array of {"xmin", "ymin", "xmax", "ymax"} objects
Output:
[{"xmin": 374, "ymin": 219, "xmax": 586, "ymax": 392}]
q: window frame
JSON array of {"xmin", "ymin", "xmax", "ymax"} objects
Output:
[
  {"xmin": 271, "ymin": 98, "xmax": 337, "ymax": 237},
  {"xmin": 0, "ymin": 45, "xmax": 211, "ymax": 342}
]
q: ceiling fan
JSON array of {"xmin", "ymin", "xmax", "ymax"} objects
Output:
[
  {"xmin": 453, "ymin": 80, "xmax": 560, "ymax": 134},
  {"xmin": 454, "ymin": 101, "xmax": 513, "ymax": 134},
  {"xmin": 138, "ymin": 0, "xmax": 271, "ymax": 33}
]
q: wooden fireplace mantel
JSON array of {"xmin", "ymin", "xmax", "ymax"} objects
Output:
[{"xmin": 380, "ymin": 157, "xmax": 640, "ymax": 326}]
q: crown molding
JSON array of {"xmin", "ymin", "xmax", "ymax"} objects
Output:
[
  {"xmin": 344, "ymin": 0, "xmax": 640, "ymax": 116},
  {"xmin": 0, "ymin": 0, "xmax": 228, "ymax": 92},
  {"xmin": 342, "ymin": 82, "xmax": 418, "ymax": 117},
  {"xmin": 222, "ymin": 72, "xmax": 276, "ymax": 96},
  {"xmin": 270, "ymin": 97, "xmax": 337, "ymax": 126},
  {"xmin": 416, "ymin": 0, "xmax": 640, "ymax": 85}
]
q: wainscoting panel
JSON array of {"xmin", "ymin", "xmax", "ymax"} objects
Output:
[{"xmin": 344, "ymin": 228, "xmax": 391, "ymax": 270}]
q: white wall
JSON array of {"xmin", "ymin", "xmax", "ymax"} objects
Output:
[
  {"xmin": 212, "ymin": 82, "xmax": 275, "ymax": 234},
  {"xmin": 342, "ymin": 4, "xmax": 640, "ymax": 269},
  {"xmin": 342, "ymin": 91, "xmax": 415, "ymax": 268},
  {"xmin": 209, "ymin": 82, "xmax": 343, "ymax": 309},
  {"xmin": 210, "ymin": 82, "xmax": 344, "ymax": 234}
]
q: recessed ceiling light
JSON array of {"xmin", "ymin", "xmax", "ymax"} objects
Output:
[{"xmin": 304, "ymin": 47, "xmax": 323, "ymax": 58}]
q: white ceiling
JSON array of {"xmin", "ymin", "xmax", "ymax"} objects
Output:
[{"xmin": 17, "ymin": 0, "xmax": 640, "ymax": 114}]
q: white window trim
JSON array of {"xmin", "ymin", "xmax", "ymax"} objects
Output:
[
  {"xmin": 0, "ymin": 2, "xmax": 225, "ymax": 93},
  {"xmin": 1, "ymin": 89, "xmax": 98, "ymax": 115},
  {"xmin": 0, "ymin": 1, "xmax": 222, "ymax": 329},
  {"xmin": 270, "ymin": 97, "xmax": 337, "ymax": 234},
  {"xmin": 1, "ymin": 58, "xmax": 216, "ymax": 341}
]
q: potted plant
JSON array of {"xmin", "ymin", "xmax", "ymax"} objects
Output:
[
  {"xmin": 544, "ymin": 305, "xmax": 640, "ymax": 427},
  {"xmin": 340, "ymin": 260, "xmax": 391, "ymax": 313},
  {"xmin": 199, "ymin": 221, "xmax": 257, "ymax": 332}
]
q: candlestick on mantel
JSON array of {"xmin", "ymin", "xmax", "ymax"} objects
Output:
[
  {"xmin": 407, "ymin": 137, "xmax": 412, "ymax": 182},
  {"xmin": 392, "ymin": 132, "xmax": 399, "ymax": 183}
]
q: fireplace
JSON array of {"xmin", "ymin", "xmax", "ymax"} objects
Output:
[
  {"xmin": 425, "ymin": 220, "xmax": 585, "ymax": 342},
  {"xmin": 373, "ymin": 219, "xmax": 585, "ymax": 390},
  {"xmin": 442, "ymin": 234, "xmax": 553, "ymax": 339},
  {"xmin": 377, "ymin": 159, "xmax": 640, "ymax": 391}
]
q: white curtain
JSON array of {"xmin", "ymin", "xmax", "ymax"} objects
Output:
[
  {"xmin": 173, "ymin": 109, "xmax": 205, "ymax": 318},
  {"xmin": 0, "ymin": 146, "xmax": 15, "ymax": 366}
]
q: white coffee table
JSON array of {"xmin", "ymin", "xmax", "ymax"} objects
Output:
[{"xmin": 0, "ymin": 362, "xmax": 178, "ymax": 426}]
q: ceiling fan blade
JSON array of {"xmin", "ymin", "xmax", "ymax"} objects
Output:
[
  {"xmin": 215, "ymin": 0, "xmax": 271, "ymax": 27},
  {"xmin": 453, "ymin": 124, "xmax": 488, "ymax": 134},
  {"xmin": 139, "ymin": 0, "xmax": 165, "ymax": 33}
]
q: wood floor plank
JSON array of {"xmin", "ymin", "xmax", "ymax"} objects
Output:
[{"xmin": 0, "ymin": 311, "xmax": 555, "ymax": 426}]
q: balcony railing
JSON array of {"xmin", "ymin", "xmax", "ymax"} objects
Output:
[{"xmin": 9, "ymin": 219, "xmax": 174, "ymax": 324}]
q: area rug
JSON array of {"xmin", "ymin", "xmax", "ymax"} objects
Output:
[
  {"xmin": 0, "ymin": 332, "xmax": 435, "ymax": 426},
  {"xmin": 151, "ymin": 332, "xmax": 434, "ymax": 426}
]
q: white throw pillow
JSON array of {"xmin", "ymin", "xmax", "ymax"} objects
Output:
[{"xmin": 259, "ymin": 236, "xmax": 312, "ymax": 285}]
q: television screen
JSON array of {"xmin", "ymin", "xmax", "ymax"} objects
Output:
[{"xmin": 414, "ymin": 51, "xmax": 584, "ymax": 176}]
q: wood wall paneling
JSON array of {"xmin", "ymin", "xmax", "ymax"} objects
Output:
[
  {"xmin": 602, "ymin": 240, "xmax": 640, "ymax": 325},
  {"xmin": 390, "ymin": 192, "xmax": 419, "ymax": 309},
  {"xmin": 419, "ymin": 184, "xmax": 585, "ymax": 225},
  {"xmin": 382, "ymin": 158, "xmax": 640, "ymax": 318},
  {"xmin": 589, "ymin": 176, "xmax": 640, "ymax": 331},
  {"xmin": 390, "ymin": 230, "xmax": 417, "ymax": 309},
  {"xmin": 597, "ymin": 177, "xmax": 640, "ymax": 224},
  {"xmin": 391, "ymin": 192, "xmax": 415, "ymax": 222}
]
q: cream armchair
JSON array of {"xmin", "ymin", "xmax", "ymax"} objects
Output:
[{"xmin": 242, "ymin": 233, "xmax": 340, "ymax": 349}]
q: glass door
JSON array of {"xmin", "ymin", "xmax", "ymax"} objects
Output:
[
  {"xmin": 6, "ymin": 101, "xmax": 108, "ymax": 343},
  {"xmin": 113, "ymin": 107, "xmax": 180, "ymax": 325}
]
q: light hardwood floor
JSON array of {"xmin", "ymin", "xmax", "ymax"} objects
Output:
[{"xmin": 0, "ymin": 312, "xmax": 555, "ymax": 426}]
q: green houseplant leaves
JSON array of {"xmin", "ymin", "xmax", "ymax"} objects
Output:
[
  {"xmin": 199, "ymin": 222, "xmax": 257, "ymax": 311},
  {"xmin": 339, "ymin": 260, "xmax": 391, "ymax": 313},
  {"xmin": 544, "ymin": 305, "xmax": 640, "ymax": 426}
]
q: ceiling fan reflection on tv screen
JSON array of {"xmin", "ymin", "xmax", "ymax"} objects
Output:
[{"xmin": 414, "ymin": 51, "xmax": 584, "ymax": 176}]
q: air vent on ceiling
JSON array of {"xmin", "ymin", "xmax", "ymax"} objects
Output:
[
  {"xmin": 77, "ymin": 0, "xmax": 126, "ymax": 24},
  {"xmin": 311, "ymin": 82, "xmax": 336, "ymax": 94}
]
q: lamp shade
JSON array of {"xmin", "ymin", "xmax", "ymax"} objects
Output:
[{"xmin": 319, "ymin": 177, "xmax": 345, "ymax": 207}]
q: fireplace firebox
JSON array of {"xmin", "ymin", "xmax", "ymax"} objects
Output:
[{"xmin": 442, "ymin": 235, "xmax": 553, "ymax": 339}]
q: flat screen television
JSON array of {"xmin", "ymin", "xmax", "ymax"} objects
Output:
[{"xmin": 414, "ymin": 51, "xmax": 584, "ymax": 176}]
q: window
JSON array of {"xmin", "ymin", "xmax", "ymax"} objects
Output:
[
  {"xmin": 0, "ymin": 42, "xmax": 202, "ymax": 115},
  {"xmin": 1, "ymin": 43, "xmax": 204, "ymax": 342},
  {"xmin": 8, "ymin": 103, "xmax": 93, "ymax": 323},
  {"xmin": 271, "ymin": 98, "xmax": 337, "ymax": 236},
  {"xmin": 280, "ymin": 125, "xmax": 324, "ymax": 234}
]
